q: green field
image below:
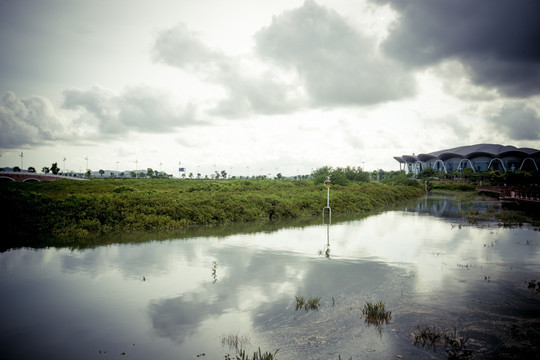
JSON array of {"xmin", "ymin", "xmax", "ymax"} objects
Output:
[{"xmin": 1, "ymin": 178, "xmax": 423, "ymax": 248}]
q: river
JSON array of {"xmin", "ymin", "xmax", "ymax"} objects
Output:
[{"xmin": 1, "ymin": 194, "xmax": 539, "ymax": 359}]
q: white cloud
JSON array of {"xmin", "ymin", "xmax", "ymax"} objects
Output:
[
  {"xmin": 152, "ymin": 24, "xmax": 306, "ymax": 117},
  {"xmin": 255, "ymin": 0, "xmax": 416, "ymax": 106},
  {"xmin": 0, "ymin": 91, "xmax": 71, "ymax": 148},
  {"xmin": 62, "ymin": 85, "xmax": 201, "ymax": 137},
  {"xmin": 1, "ymin": 0, "xmax": 539, "ymax": 173},
  {"xmin": 152, "ymin": 23, "xmax": 224, "ymax": 68}
]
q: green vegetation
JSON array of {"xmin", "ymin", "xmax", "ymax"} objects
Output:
[
  {"xmin": 415, "ymin": 167, "xmax": 540, "ymax": 187},
  {"xmin": 295, "ymin": 295, "xmax": 321, "ymax": 312},
  {"xmin": 361, "ymin": 301, "xmax": 392, "ymax": 325},
  {"xmin": 0, "ymin": 178, "xmax": 423, "ymax": 248}
]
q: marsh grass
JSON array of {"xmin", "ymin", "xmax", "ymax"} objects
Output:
[
  {"xmin": 361, "ymin": 301, "xmax": 392, "ymax": 325},
  {"xmin": 496, "ymin": 212, "xmax": 526, "ymax": 227},
  {"xmin": 224, "ymin": 347, "xmax": 278, "ymax": 360},
  {"xmin": 412, "ymin": 326, "xmax": 472, "ymax": 360},
  {"xmin": 0, "ymin": 179, "xmax": 423, "ymax": 249},
  {"xmin": 295, "ymin": 295, "xmax": 321, "ymax": 312},
  {"xmin": 527, "ymin": 279, "xmax": 540, "ymax": 293}
]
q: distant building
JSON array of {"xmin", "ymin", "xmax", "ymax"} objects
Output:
[{"xmin": 394, "ymin": 144, "xmax": 540, "ymax": 174}]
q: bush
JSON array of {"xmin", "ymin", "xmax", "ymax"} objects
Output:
[{"xmin": 0, "ymin": 178, "xmax": 423, "ymax": 248}]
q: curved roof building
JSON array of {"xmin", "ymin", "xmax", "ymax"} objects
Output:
[{"xmin": 394, "ymin": 144, "xmax": 540, "ymax": 174}]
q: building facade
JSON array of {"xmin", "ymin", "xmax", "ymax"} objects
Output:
[{"xmin": 394, "ymin": 144, "xmax": 540, "ymax": 174}]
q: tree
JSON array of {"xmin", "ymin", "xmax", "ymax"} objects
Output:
[
  {"xmin": 51, "ymin": 162, "xmax": 60, "ymax": 175},
  {"xmin": 221, "ymin": 170, "xmax": 227, "ymax": 179},
  {"xmin": 28, "ymin": 167, "xmax": 36, "ymax": 173},
  {"xmin": 311, "ymin": 166, "xmax": 350, "ymax": 185},
  {"xmin": 99, "ymin": 169, "xmax": 105, "ymax": 177},
  {"xmin": 461, "ymin": 168, "xmax": 475, "ymax": 181},
  {"xmin": 13, "ymin": 166, "xmax": 21, "ymax": 172},
  {"xmin": 189, "ymin": 172, "xmax": 193, "ymax": 179},
  {"xmin": 275, "ymin": 173, "xmax": 284, "ymax": 180},
  {"xmin": 86, "ymin": 169, "xmax": 92, "ymax": 178},
  {"xmin": 42, "ymin": 167, "xmax": 50, "ymax": 174}
]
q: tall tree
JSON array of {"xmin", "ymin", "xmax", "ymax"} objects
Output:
[{"xmin": 51, "ymin": 162, "xmax": 60, "ymax": 175}]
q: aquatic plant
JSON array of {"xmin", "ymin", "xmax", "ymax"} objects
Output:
[
  {"xmin": 295, "ymin": 295, "xmax": 321, "ymax": 312},
  {"xmin": 361, "ymin": 301, "xmax": 392, "ymax": 325},
  {"xmin": 412, "ymin": 325, "xmax": 444, "ymax": 350},
  {"xmin": 527, "ymin": 280, "xmax": 540, "ymax": 293},
  {"xmin": 462, "ymin": 209, "xmax": 481, "ymax": 224},
  {"xmin": 317, "ymin": 246, "xmax": 330, "ymax": 258},
  {"xmin": 412, "ymin": 326, "xmax": 472, "ymax": 360},
  {"xmin": 496, "ymin": 212, "xmax": 525, "ymax": 227},
  {"xmin": 224, "ymin": 347, "xmax": 278, "ymax": 360}
]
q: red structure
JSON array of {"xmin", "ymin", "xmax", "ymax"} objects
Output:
[{"xmin": 477, "ymin": 185, "xmax": 540, "ymax": 207}]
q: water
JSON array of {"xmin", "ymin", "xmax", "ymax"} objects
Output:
[{"xmin": 1, "ymin": 195, "xmax": 539, "ymax": 359}]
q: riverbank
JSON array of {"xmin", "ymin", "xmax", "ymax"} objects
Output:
[{"xmin": 1, "ymin": 179, "xmax": 423, "ymax": 249}]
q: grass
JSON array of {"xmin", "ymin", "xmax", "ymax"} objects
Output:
[
  {"xmin": 224, "ymin": 348, "xmax": 278, "ymax": 360},
  {"xmin": 361, "ymin": 301, "xmax": 392, "ymax": 325},
  {"xmin": 295, "ymin": 295, "xmax": 321, "ymax": 312},
  {"xmin": 495, "ymin": 212, "xmax": 526, "ymax": 227},
  {"xmin": 1, "ymin": 178, "xmax": 423, "ymax": 249},
  {"xmin": 412, "ymin": 326, "xmax": 473, "ymax": 360}
]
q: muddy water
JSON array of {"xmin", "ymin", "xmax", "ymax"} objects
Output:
[{"xmin": 1, "ymin": 195, "xmax": 539, "ymax": 359}]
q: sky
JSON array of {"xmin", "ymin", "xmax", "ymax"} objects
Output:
[{"xmin": 1, "ymin": 0, "xmax": 539, "ymax": 178}]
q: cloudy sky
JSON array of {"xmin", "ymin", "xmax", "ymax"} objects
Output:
[{"xmin": 1, "ymin": 0, "xmax": 539, "ymax": 177}]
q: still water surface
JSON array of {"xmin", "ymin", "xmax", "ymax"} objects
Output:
[{"xmin": 1, "ymin": 195, "xmax": 539, "ymax": 359}]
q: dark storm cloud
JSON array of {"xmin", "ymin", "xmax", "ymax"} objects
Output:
[
  {"xmin": 62, "ymin": 85, "xmax": 198, "ymax": 135},
  {"xmin": 0, "ymin": 91, "xmax": 68, "ymax": 148},
  {"xmin": 254, "ymin": 0, "xmax": 415, "ymax": 106},
  {"xmin": 490, "ymin": 103, "xmax": 540, "ymax": 141},
  {"xmin": 372, "ymin": 0, "xmax": 540, "ymax": 97}
]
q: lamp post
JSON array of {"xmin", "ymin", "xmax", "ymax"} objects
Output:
[{"xmin": 322, "ymin": 176, "xmax": 331, "ymax": 225}]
